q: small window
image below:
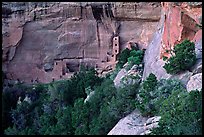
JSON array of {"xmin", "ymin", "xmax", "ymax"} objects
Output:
[
  {"xmin": 115, "ymin": 50, "xmax": 117, "ymax": 53},
  {"xmin": 115, "ymin": 44, "xmax": 117, "ymax": 46},
  {"xmin": 62, "ymin": 68, "xmax": 66, "ymax": 75},
  {"xmin": 56, "ymin": 62, "xmax": 58, "ymax": 65},
  {"xmin": 115, "ymin": 38, "xmax": 117, "ymax": 40}
]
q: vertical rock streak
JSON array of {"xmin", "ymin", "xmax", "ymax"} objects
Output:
[{"xmin": 2, "ymin": 2, "xmax": 162, "ymax": 83}]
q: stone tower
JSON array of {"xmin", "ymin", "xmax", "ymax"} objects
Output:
[{"xmin": 112, "ymin": 36, "xmax": 119, "ymax": 62}]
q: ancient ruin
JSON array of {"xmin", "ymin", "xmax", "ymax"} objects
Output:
[{"xmin": 2, "ymin": 2, "xmax": 161, "ymax": 83}]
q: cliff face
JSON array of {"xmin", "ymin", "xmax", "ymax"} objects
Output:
[
  {"xmin": 2, "ymin": 2, "xmax": 202, "ymax": 135},
  {"xmin": 2, "ymin": 2, "xmax": 161, "ymax": 83},
  {"xmin": 109, "ymin": 2, "xmax": 202, "ymax": 135},
  {"xmin": 143, "ymin": 2, "xmax": 202, "ymax": 81}
]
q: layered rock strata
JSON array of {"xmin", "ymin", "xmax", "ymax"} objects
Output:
[
  {"xmin": 143, "ymin": 2, "xmax": 202, "ymax": 81},
  {"xmin": 2, "ymin": 2, "xmax": 161, "ymax": 83}
]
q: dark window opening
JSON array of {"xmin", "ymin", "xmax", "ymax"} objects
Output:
[
  {"xmin": 66, "ymin": 63, "xmax": 77, "ymax": 72},
  {"xmin": 115, "ymin": 44, "xmax": 117, "ymax": 46},
  {"xmin": 115, "ymin": 50, "xmax": 117, "ymax": 53},
  {"xmin": 91, "ymin": 5, "xmax": 103, "ymax": 21},
  {"xmin": 95, "ymin": 64, "xmax": 98, "ymax": 68},
  {"xmin": 62, "ymin": 67, "xmax": 66, "ymax": 75}
]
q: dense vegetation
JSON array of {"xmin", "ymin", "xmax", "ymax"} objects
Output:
[
  {"xmin": 150, "ymin": 89, "xmax": 202, "ymax": 135},
  {"xmin": 116, "ymin": 47, "xmax": 145, "ymax": 69},
  {"xmin": 116, "ymin": 48, "xmax": 131, "ymax": 69},
  {"xmin": 3, "ymin": 66, "xmax": 140, "ymax": 135},
  {"xmin": 2, "ymin": 40, "xmax": 201, "ymax": 135},
  {"xmin": 128, "ymin": 50, "xmax": 144, "ymax": 66},
  {"xmin": 137, "ymin": 73, "xmax": 202, "ymax": 135},
  {"xmin": 163, "ymin": 39, "xmax": 196, "ymax": 74},
  {"xmin": 136, "ymin": 73, "xmax": 187, "ymax": 117}
]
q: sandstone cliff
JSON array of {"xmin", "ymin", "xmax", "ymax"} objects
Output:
[
  {"xmin": 2, "ymin": 2, "xmax": 202, "ymax": 135},
  {"xmin": 2, "ymin": 2, "xmax": 161, "ymax": 83},
  {"xmin": 142, "ymin": 2, "xmax": 202, "ymax": 87},
  {"xmin": 109, "ymin": 2, "xmax": 202, "ymax": 135}
]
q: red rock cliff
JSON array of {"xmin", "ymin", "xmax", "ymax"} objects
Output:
[
  {"xmin": 2, "ymin": 2, "xmax": 161, "ymax": 83},
  {"xmin": 161, "ymin": 2, "xmax": 202, "ymax": 59},
  {"xmin": 143, "ymin": 2, "xmax": 202, "ymax": 81}
]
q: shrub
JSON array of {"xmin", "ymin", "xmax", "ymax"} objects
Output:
[
  {"xmin": 114, "ymin": 84, "xmax": 138, "ymax": 117},
  {"xmin": 116, "ymin": 48, "xmax": 131, "ymax": 68},
  {"xmin": 150, "ymin": 79, "xmax": 185, "ymax": 114},
  {"xmin": 129, "ymin": 50, "xmax": 144, "ymax": 59},
  {"xmin": 128, "ymin": 50, "xmax": 144, "ymax": 67},
  {"xmin": 75, "ymin": 78, "xmax": 117, "ymax": 135},
  {"xmin": 162, "ymin": 56, "xmax": 168, "ymax": 61},
  {"xmin": 53, "ymin": 106, "xmax": 73, "ymax": 135},
  {"xmin": 136, "ymin": 73, "xmax": 185, "ymax": 116},
  {"xmin": 62, "ymin": 67, "xmax": 102, "ymax": 105},
  {"xmin": 2, "ymin": 86, "xmax": 21, "ymax": 131},
  {"xmin": 88, "ymin": 77, "xmax": 139, "ymax": 135},
  {"xmin": 136, "ymin": 73, "xmax": 158, "ymax": 116},
  {"xmin": 116, "ymin": 48, "xmax": 144, "ymax": 70},
  {"xmin": 163, "ymin": 39, "xmax": 196, "ymax": 74},
  {"xmin": 72, "ymin": 98, "xmax": 89, "ymax": 135},
  {"xmin": 121, "ymin": 74, "xmax": 141, "ymax": 87},
  {"xmin": 143, "ymin": 73, "xmax": 157, "ymax": 91},
  {"xmin": 150, "ymin": 89, "xmax": 202, "ymax": 135}
]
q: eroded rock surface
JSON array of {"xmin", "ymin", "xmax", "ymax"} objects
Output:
[
  {"xmin": 107, "ymin": 110, "xmax": 161, "ymax": 135},
  {"xmin": 187, "ymin": 73, "xmax": 202, "ymax": 92},
  {"xmin": 143, "ymin": 2, "xmax": 202, "ymax": 82},
  {"xmin": 2, "ymin": 2, "xmax": 161, "ymax": 83},
  {"xmin": 114, "ymin": 64, "xmax": 143, "ymax": 88},
  {"xmin": 110, "ymin": 3, "xmax": 202, "ymax": 134}
]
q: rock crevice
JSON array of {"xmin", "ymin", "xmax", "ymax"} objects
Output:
[{"xmin": 2, "ymin": 2, "xmax": 161, "ymax": 83}]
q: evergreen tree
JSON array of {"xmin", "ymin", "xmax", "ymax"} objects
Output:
[{"xmin": 163, "ymin": 39, "xmax": 196, "ymax": 74}]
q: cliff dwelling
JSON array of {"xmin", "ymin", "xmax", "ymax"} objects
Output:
[{"xmin": 2, "ymin": 2, "xmax": 161, "ymax": 84}]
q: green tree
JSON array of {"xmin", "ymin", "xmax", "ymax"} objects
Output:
[
  {"xmin": 52, "ymin": 106, "xmax": 73, "ymax": 135},
  {"xmin": 151, "ymin": 89, "xmax": 202, "ymax": 135},
  {"xmin": 127, "ymin": 49, "xmax": 144, "ymax": 69},
  {"xmin": 116, "ymin": 48, "xmax": 131, "ymax": 68},
  {"xmin": 163, "ymin": 39, "xmax": 196, "ymax": 74},
  {"xmin": 72, "ymin": 98, "xmax": 89, "ymax": 135},
  {"xmin": 143, "ymin": 73, "xmax": 157, "ymax": 91},
  {"xmin": 5, "ymin": 101, "xmax": 38, "ymax": 135},
  {"xmin": 137, "ymin": 73, "xmax": 158, "ymax": 116}
]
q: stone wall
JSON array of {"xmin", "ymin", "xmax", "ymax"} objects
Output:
[{"xmin": 2, "ymin": 2, "xmax": 161, "ymax": 83}]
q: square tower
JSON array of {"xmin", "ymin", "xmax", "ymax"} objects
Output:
[{"xmin": 112, "ymin": 36, "xmax": 119, "ymax": 62}]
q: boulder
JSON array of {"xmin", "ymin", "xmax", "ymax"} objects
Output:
[
  {"xmin": 107, "ymin": 109, "xmax": 161, "ymax": 135},
  {"xmin": 170, "ymin": 71, "xmax": 193, "ymax": 86},
  {"xmin": 43, "ymin": 62, "xmax": 53, "ymax": 72},
  {"xmin": 84, "ymin": 91, "xmax": 95, "ymax": 103},
  {"xmin": 190, "ymin": 59, "xmax": 202, "ymax": 74},
  {"xmin": 114, "ymin": 65, "xmax": 142, "ymax": 88},
  {"xmin": 194, "ymin": 33, "xmax": 202, "ymax": 59},
  {"xmin": 187, "ymin": 73, "xmax": 202, "ymax": 92},
  {"xmin": 193, "ymin": 64, "xmax": 202, "ymax": 74},
  {"xmin": 113, "ymin": 68, "xmax": 127, "ymax": 88}
]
